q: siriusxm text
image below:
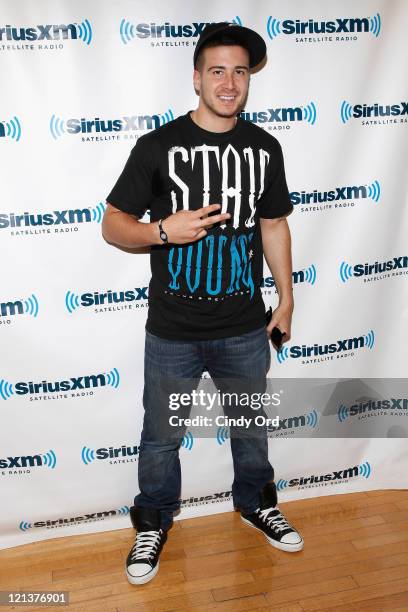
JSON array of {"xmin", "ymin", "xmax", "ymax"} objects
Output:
[
  {"xmin": 64, "ymin": 115, "xmax": 162, "ymax": 134},
  {"xmin": 80, "ymin": 289, "xmax": 148, "ymax": 306},
  {"xmin": 290, "ymin": 336, "xmax": 367, "ymax": 358},
  {"xmin": 0, "ymin": 24, "xmax": 79, "ymax": 41},
  {"xmin": 15, "ymin": 375, "xmax": 111, "ymax": 395},
  {"xmin": 353, "ymin": 256, "xmax": 408, "ymax": 277},
  {"xmin": 291, "ymin": 186, "xmax": 370, "ymax": 205},
  {"xmin": 0, "ymin": 210, "xmax": 92, "ymax": 228},
  {"xmin": 280, "ymin": 18, "xmax": 371, "ymax": 35}
]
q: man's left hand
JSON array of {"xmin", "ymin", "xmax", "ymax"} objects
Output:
[{"xmin": 266, "ymin": 303, "xmax": 293, "ymax": 344}]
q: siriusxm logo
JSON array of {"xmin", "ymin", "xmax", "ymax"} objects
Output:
[
  {"xmin": 216, "ymin": 409, "xmax": 319, "ymax": 443},
  {"xmin": 65, "ymin": 287, "xmax": 148, "ymax": 313},
  {"xmin": 276, "ymin": 461, "xmax": 372, "ymax": 491},
  {"xmin": 267, "ymin": 14, "xmax": 381, "ymax": 39},
  {"xmin": 1, "ymin": 449, "xmax": 56, "ymax": 469},
  {"xmin": 276, "ymin": 329, "xmax": 375, "ymax": 364},
  {"xmin": 338, "ymin": 398, "xmax": 408, "ymax": 421},
  {"xmin": 262, "ymin": 265, "xmax": 316, "ymax": 289},
  {"xmin": 120, "ymin": 16, "xmax": 242, "ymax": 44},
  {"xmin": 81, "ymin": 444, "xmax": 139, "ymax": 464},
  {"xmin": 0, "ymin": 203, "xmax": 105, "ymax": 230},
  {"xmin": 180, "ymin": 491, "xmax": 232, "ymax": 507},
  {"xmin": 0, "ymin": 116, "xmax": 21, "ymax": 141},
  {"xmin": 0, "ymin": 368, "xmax": 120, "ymax": 400},
  {"xmin": 240, "ymin": 102, "xmax": 316, "ymax": 125},
  {"xmin": 50, "ymin": 110, "xmax": 174, "ymax": 139},
  {"xmin": 340, "ymin": 256, "xmax": 408, "ymax": 282},
  {"xmin": 19, "ymin": 506, "xmax": 129, "ymax": 531},
  {"xmin": 0, "ymin": 20, "xmax": 92, "ymax": 44},
  {"xmin": 341, "ymin": 101, "xmax": 408, "ymax": 123},
  {"xmin": 1, "ymin": 294, "xmax": 39, "ymax": 319},
  {"xmin": 291, "ymin": 180, "xmax": 381, "ymax": 207},
  {"xmin": 268, "ymin": 409, "xmax": 319, "ymax": 434}
]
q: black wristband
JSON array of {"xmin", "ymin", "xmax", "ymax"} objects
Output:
[{"xmin": 158, "ymin": 218, "xmax": 168, "ymax": 244}]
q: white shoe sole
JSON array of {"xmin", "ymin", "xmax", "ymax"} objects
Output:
[
  {"xmin": 126, "ymin": 561, "xmax": 159, "ymax": 585},
  {"xmin": 241, "ymin": 516, "xmax": 304, "ymax": 552}
]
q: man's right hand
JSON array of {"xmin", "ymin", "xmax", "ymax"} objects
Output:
[{"xmin": 160, "ymin": 204, "xmax": 231, "ymax": 245}]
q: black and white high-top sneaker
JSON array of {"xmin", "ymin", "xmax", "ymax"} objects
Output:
[
  {"xmin": 241, "ymin": 505, "xmax": 304, "ymax": 552},
  {"xmin": 241, "ymin": 482, "xmax": 304, "ymax": 552},
  {"xmin": 126, "ymin": 506, "xmax": 168, "ymax": 585}
]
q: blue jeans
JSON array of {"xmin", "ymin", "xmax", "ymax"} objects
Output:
[{"xmin": 134, "ymin": 325, "xmax": 275, "ymax": 531}]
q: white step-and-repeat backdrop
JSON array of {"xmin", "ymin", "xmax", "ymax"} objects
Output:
[{"xmin": 1, "ymin": 0, "xmax": 407, "ymax": 549}]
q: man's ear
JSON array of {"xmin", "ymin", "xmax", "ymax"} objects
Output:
[{"xmin": 193, "ymin": 68, "xmax": 201, "ymax": 96}]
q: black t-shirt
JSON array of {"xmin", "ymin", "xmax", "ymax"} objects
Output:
[{"xmin": 106, "ymin": 111, "xmax": 293, "ymax": 340}]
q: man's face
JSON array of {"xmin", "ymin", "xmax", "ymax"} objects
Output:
[{"xmin": 193, "ymin": 45, "xmax": 250, "ymax": 118}]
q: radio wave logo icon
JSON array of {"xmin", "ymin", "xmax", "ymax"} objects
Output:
[
  {"xmin": 216, "ymin": 425, "xmax": 229, "ymax": 446},
  {"xmin": 304, "ymin": 264, "xmax": 316, "ymax": 285},
  {"xmin": 303, "ymin": 102, "xmax": 317, "ymax": 125},
  {"xmin": 276, "ymin": 479, "xmax": 288, "ymax": 491},
  {"xmin": 276, "ymin": 346, "xmax": 290, "ymax": 364},
  {"xmin": 42, "ymin": 449, "xmax": 57, "ymax": 469},
  {"xmin": 266, "ymin": 16, "xmax": 281, "ymax": 40},
  {"xmin": 74, "ymin": 19, "xmax": 93, "ymax": 45},
  {"xmin": 339, "ymin": 261, "xmax": 354, "ymax": 283},
  {"xmin": 81, "ymin": 446, "xmax": 96, "ymax": 465},
  {"xmin": 91, "ymin": 202, "xmax": 106, "ymax": 223},
  {"xmin": 364, "ymin": 329, "xmax": 375, "ymax": 349},
  {"xmin": 19, "ymin": 521, "xmax": 32, "ymax": 532},
  {"xmin": 231, "ymin": 16, "xmax": 243, "ymax": 26},
  {"xmin": 50, "ymin": 114, "xmax": 65, "ymax": 140},
  {"xmin": 118, "ymin": 505, "xmax": 130, "ymax": 516},
  {"xmin": 306, "ymin": 409, "xmax": 319, "ymax": 428},
  {"xmin": 369, "ymin": 13, "xmax": 381, "ymax": 37},
  {"xmin": 367, "ymin": 180, "xmax": 381, "ymax": 202},
  {"xmin": 23, "ymin": 294, "xmax": 39, "ymax": 317},
  {"xmin": 0, "ymin": 116, "xmax": 22, "ymax": 141},
  {"xmin": 106, "ymin": 368, "xmax": 120, "ymax": 388},
  {"xmin": 120, "ymin": 19, "xmax": 135, "ymax": 44},
  {"xmin": 181, "ymin": 430, "xmax": 194, "ymax": 450},
  {"xmin": 159, "ymin": 108, "xmax": 175, "ymax": 125},
  {"xmin": 340, "ymin": 100, "xmax": 353, "ymax": 124},
  {"xmin": 65, "ymin": 291, "xmax": 80, "ymax": 313},
  {"xmin": 337, "ymin": 404, "xmax": 349, "ymax": 422},
  {"xmin": 359, "ymin": 460, "xmax": 371, "ymax": 478},
  {"xmin": 0, "ymin": 379, "xmax": 14, "ymax": 400}
]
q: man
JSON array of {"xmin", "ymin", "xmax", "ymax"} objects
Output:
[{"xmin": 102, "ymin": 22, "xmax": 303, "ymax": 586}]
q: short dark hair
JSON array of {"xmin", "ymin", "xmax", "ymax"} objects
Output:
[{"xmin": 194, "ymin": 34, "xmax": 250, "ymax": 70}]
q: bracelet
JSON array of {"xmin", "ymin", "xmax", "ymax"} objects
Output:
[{"xmin": 158, "ymin": 218, "xmax": 168, "ymax": 244}]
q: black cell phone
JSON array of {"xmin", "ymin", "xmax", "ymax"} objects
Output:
[
  {"xmin": 265, "ymin": 306, "xmax": 285, "ymax": 350},
  {"xmin": 271, "ymin": 326, "xmax": 284, "ymax": 350}
]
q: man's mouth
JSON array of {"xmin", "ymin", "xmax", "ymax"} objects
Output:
[{"xmin": 218, "ymin": 95, "xmax": 236, "ymax": 103}]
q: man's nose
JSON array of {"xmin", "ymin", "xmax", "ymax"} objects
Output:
[{"xmin": 223, "ymin": 71, "xmax": 236, "ymax": 89}]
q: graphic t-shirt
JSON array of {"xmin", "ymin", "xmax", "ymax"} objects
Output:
[{"xmin": 106, "ymin": 111, "xmax": 293, "ymax": 340}]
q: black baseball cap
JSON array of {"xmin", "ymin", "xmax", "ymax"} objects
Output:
[{"xmin": 193, "ymin": 22, "xmax": 267, "ymax": 69}]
